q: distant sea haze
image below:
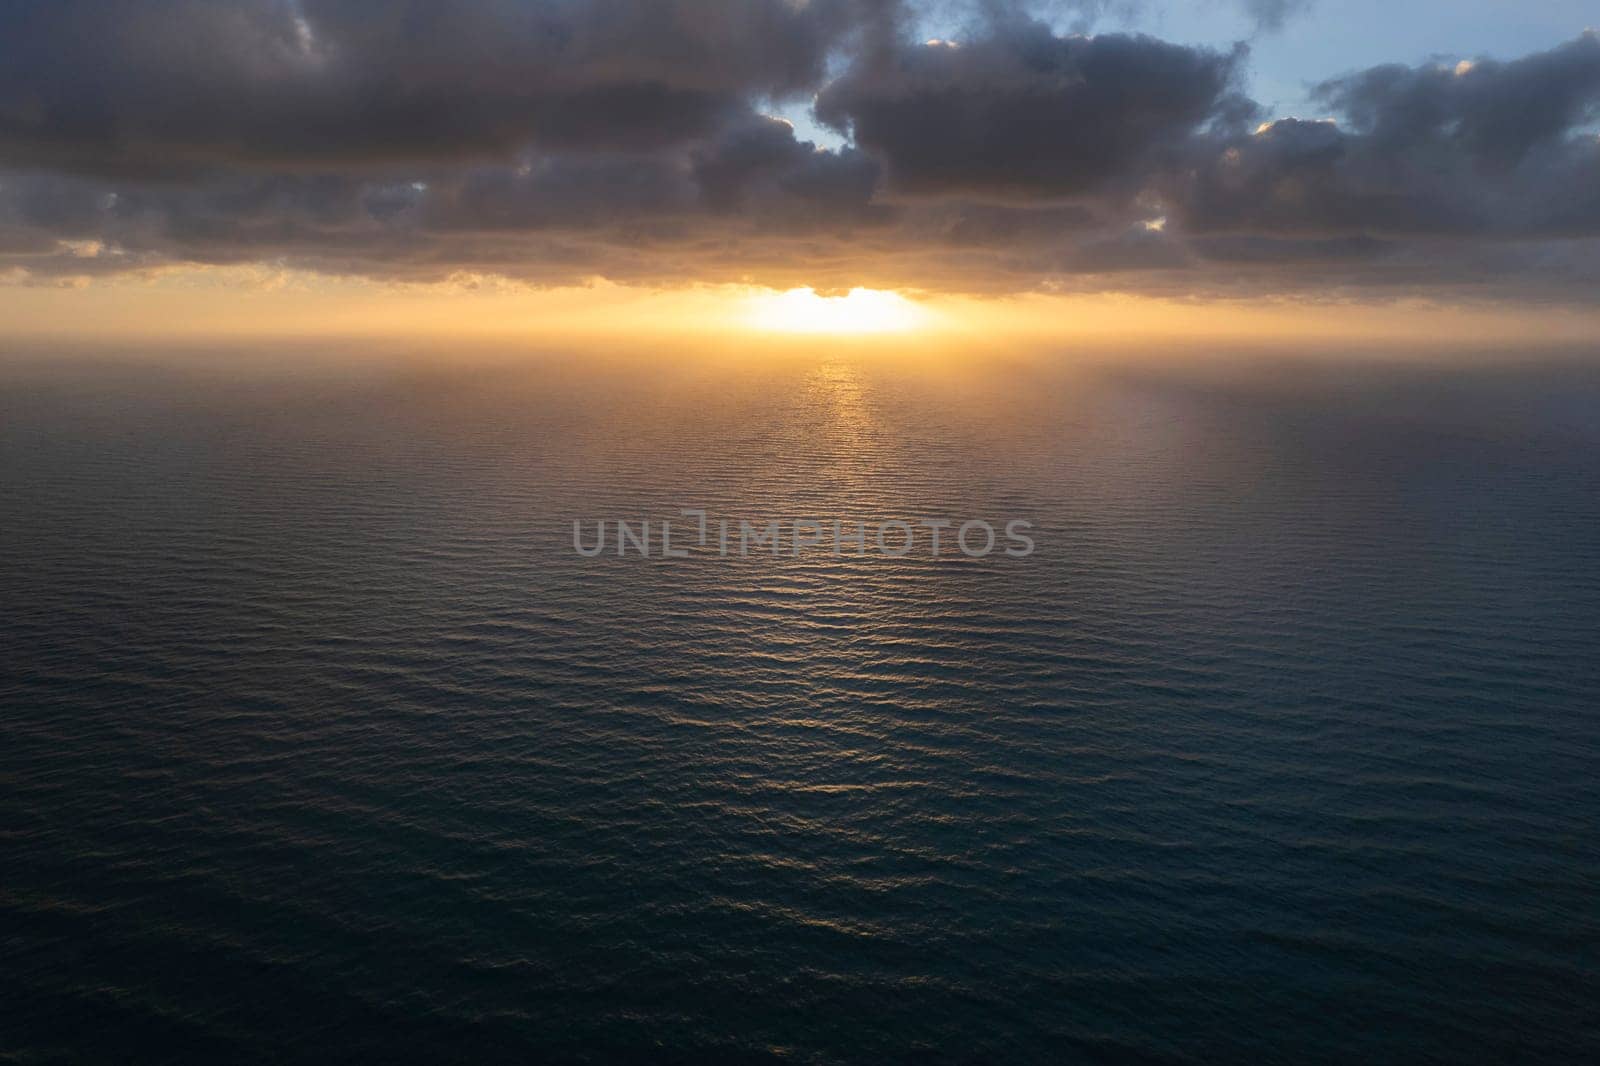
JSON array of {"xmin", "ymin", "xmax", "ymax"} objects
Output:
[{"xmin": 2, "ymin": 343, "xmax": 1597, "ymax": 1063}]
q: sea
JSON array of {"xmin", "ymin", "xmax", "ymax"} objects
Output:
[{"xmin": 2, "ymin": 340, "xmax": 1597, "ymax": 1063}]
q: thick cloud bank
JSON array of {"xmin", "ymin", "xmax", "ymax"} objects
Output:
[{"xmin": 1, "ymin": 1, "xmax": 1597, "ymax": 301}]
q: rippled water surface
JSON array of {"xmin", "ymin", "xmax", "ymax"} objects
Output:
[{"xmin": 2, "ymin": 343, "xmax": 1598, "ymax": 1063}]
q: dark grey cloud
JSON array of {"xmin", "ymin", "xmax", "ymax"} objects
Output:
[
  {"xmin": 1168, "ymin": 34, "xmax": 1600, "ymax": 241},
  {"xmin": 691, "ymin": 115, "xmax": 883, "ymax": 224},
  {"xmin": 815, "ymin": 21, "xmax": 1243, "ymax": 199},
  {"xmin": 0, "ymin": 0, "xmax": 873, "ymax": 174},
  {"xmin": 917, "ymin": 1, "xmax": 1314, "ymax": 36},
  {"xmin": 1238, "ymin": 0, "xmax": 1312, "ymax": 34},
  {"xmin": 0, "ymin": 3, "xmax": 1596, "ymax": 303},
  {"xmin": 1315, "ymin": 33, "xmax": 1600, "ymax": 167},
  {"xmin": 1060, "ymin": 223, "xmax": 1192, "ymax": 272}
]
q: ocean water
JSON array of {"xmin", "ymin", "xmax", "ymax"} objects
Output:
[{"xmin": 2, "ymin": 342, "xmax": 1597, "ymax": 1063}]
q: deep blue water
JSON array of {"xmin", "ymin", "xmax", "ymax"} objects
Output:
[{"xmin": 2, "ymin": 343, "xmax": 1598, "ymax": 1063}]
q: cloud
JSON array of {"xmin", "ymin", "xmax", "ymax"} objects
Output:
[
  {"xmin": 1239, "ymin": 0, "xmax": 1313, "ymax": 34},
  {"xmin": 0, "ymin": 4, "xmax": 1596, "ymax": 304},
  {"xmin": 691, "ymin": 115, "xmax": 884, "ymax": 224},
  {"xmin": 0, "ymin": 0, "xmax": 872, "ymax": 174},
  {"xmin": 1167, "ymin": 34, "xmax": 1600, "ymax": 241},
  {"xmin": 815, "ymin": 21, "xmax": 1243, "ymax": 199}
]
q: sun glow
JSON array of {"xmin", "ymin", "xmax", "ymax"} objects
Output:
[
  {"xmin": 6, "ymin": 267, "xmax": 1600, "ymax": 349},
  {"xmin": 742, "ymin": 287, "xmax": 930, "ymax": 334}
]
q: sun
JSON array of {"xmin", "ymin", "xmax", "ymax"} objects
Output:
[{"xmin": 742, "ymin": 287, "xmax": 930, "ymax": 334}]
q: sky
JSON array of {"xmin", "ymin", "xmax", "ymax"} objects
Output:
[{"xmin": 1, "ymin": 1, "xmax": 1598, "ymax": 338}]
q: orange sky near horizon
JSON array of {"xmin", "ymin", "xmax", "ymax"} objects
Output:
[{"xmin": 4, "ymin": 267, "xmax": 1600, "ymax": 350}]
